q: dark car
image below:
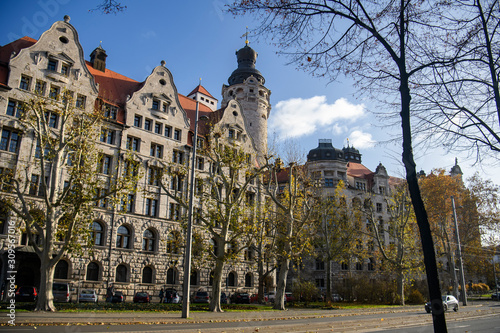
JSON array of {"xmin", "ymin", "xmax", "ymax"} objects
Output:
[
  {"xmin": 491, "ymin": 292, "xmax": 500, "ymax": 301},
  {"xmin": 230, "ymin": 292, "xmax": 250, "ymax": 304},
  {"xmin": 111, "ymin": 291, "xmax": 125, "ymax": 303},
  {"xmin": 221, "ymin": 292, "xmax": 228, "ymax": 304},
  {"xmin": 192, "ymin": 290, "xmax": 210, "ymax": 303},
  {"xmin": 15, "ymin": 286, "xmax": 38, "ymax": 302},
  {"xmin": 163, "ymin": 288, "xmax": 177, "ymax": 303},
  {"xmin": 133, "ymin": 292, "xmax": 150, "ymax": 303},
  {"xmin": 425, "ymin": 295, "xmax": 459, "ymax": 313}
]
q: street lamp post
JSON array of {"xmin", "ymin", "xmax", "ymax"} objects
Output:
[
  {"xmin": 451, "ymin": 196, "xmax": 467, "ymax": 306},
  {"xmin": 181, "ymin": 100, "xmax": 207, "ymax": 318},
  {"xmin": 77, "ymin": 258, "xmax": 84, "ymax": 304}
]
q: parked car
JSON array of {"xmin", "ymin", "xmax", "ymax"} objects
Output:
[
  {"xmin": 491, "ymin": 292, "xmax": 500, "ymax": 301},
  {"xmin": 15, "ymin": 286, "xmax": 38, "ymax": 302},
  {"xmin": 111, "ymin": 291, "xmax": 125, "ymax": 303},
  {"xmin": 52, "ymin": 282, "xmax": 71, "ymax": 303},
  {"xmin": 285, "ymin": 292, "xmax": 294, "ymax": 302},
  {"xmin": 230, "ymin": 292, "xmax": 250, "ymax": 304},
  {"xmin": 133, "ymin": 292, "xmax": 150, "ymax": 303},
  {"xmin": 331, "ymin": 294, "xmax": 343, "ymax": 302},
  {"xmin": 192, "ymin": 290, "xmax": 210, "ymax": 303},
  {"xmin": 78, "ymin": 289, "xmax": 98, "ymax": 303},
  {"xmin": 250, "ymin": 293, "xmax": 268, "ymax": 303},
  {"xmin": 221, "ymin": 292, "xmax": 228, "ymax": 304},
  {"xmin": 425, "ymin": 295, "xmax": 459, "ymax": 313},
  {"xmin": 164, "ymin": 288, "xmax": 179, "ymax": 303},
  {"xmin": 266, "ymin": 291, "xmax": 276, "ymax": 302}
]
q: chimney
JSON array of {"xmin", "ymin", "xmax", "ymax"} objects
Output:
[{"xmin": 90, "ymin": 45, "xmax": 107, "ymax": 72}]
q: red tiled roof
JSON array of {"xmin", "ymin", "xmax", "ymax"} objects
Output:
[
  {"xmin": 187, "ymin": 84, "xmax": 216, "ymax": 99},
  {"xmin": 0, "ymin": 37, "xmax": 38, "ymax": 87},
  {"xmin": 347, "ymin": 162, "xmax": 373, "ymax": 179}
]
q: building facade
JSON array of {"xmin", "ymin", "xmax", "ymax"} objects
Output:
[{"xmin": 0, "ymin": 16, "xmax": 270, "ymax": 301}]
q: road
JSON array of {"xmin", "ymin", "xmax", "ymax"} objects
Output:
[{"xmin": 2, "ymin": 302, "xmax": 500, "ymax": 332}]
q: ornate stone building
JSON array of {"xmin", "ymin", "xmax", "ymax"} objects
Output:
[{"xmin": 0, "ymin": 16, "xmax": 270, "ymax": 301}]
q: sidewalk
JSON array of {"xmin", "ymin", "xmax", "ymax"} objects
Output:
[{"xmin": 0, "ymin": 305, "xmax": 429, "ymax": 326}]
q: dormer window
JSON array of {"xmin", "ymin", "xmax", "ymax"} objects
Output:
[
  {"xmin": 61, "ymin": 63, "xmax": 70, "ymax": 76},
  {"xmin": 48, "ymin": 59, "xmax": 57, "ymax": 71},
  {"xmin": 152, "ymin": 99, "xmax": 159, "ymax": 110},
  {"xmin": 104, "ymin": 104, "xmax": 117, "ymax": 120}
]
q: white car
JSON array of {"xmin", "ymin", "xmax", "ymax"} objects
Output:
[
  {"xmin": 425, "ymin": 295, "xmax": 458, "ymax": 313},
  {"xmin": 267, "ymin": 291, "xmax": 276, "ymax": 302},
  {"xmin": 79, "ymin": 289, "xmax": 98, "ymax": 303}
]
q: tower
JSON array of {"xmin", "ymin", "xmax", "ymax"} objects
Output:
[{"xmin": 221, "ymin": 42, "xmax": 271, "ymax": 161}]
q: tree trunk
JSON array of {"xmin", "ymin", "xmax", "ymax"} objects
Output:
[
  {"xmin": 209, "ymin": 256, "xmax": 224, "ymax": 312},
  {"xmin": 258, "ymin": 259, "xmax": 265, "ymax": 303},
  {"xmin": 35, "ymin": 255, "xmax": 56, "ymax": 312},
  {"xmin": 273, "ymin": 257, "xmax": 289, "ymax": 310},
  {"xmin": 397, "ymin": 271, "xmax": 405, "ymax": 306},
  {"xmin": 325, "ymin": 259, "xmax": 332, "ymax": 303},
  {"xmin": 399, "ymin": 72, "xmax": 447, "ymax": 331}
]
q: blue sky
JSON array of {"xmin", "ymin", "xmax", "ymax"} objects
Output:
[{"xmin": 1, "ymin": 0, "xmax": 496, "ymax": 184}]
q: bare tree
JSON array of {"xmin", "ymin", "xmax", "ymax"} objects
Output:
[
  {"xmin": 229, "ymin": 1, "xmax": 452, "ymax": 330},
  {"xmin": 90, "ymin": 0, "xmax": 127, "ymax": 14}
]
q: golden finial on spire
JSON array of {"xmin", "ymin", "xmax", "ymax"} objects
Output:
[{"xmin": 241, "ymin": 26, "xmax": 249, "ymax": 45}]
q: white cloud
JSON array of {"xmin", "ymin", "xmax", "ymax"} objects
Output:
[
  {"xmin": 348, "ymin": 130, "xmax": 376, "ymax": 149},
  {"xmin": 269, "ymin": 96, "xmax": 365, "ymax": 139},
  {"xmin": 331, "ymin": 123, "xmax": 348, "ymax": 136},
  {"xmin": 141, "ymin": 30, "xmax": 157, "ymax": 39}
]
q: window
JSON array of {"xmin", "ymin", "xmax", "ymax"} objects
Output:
[
  {"xmin": 227, "ymin": 272, "xmax": 236, "ymax": 287},
  {"xmin": 368, "ymin": 258, "xmax": 376, "ymax": 271},
  {"xmin": 145, "ymin": 198, "xmax": 158, "ymax": 217},
  {"xmin": 47, "ymin": 59, "xmax": 57, "ymax": 71},
  {"xmin": 341, "ymin": 262, "xmax": 348, "ymax": 270},
  {"xmin": 134, "ymin": 115, "xmax": 142, "ymax": 127},
  {"xmin": 196, "ymin": 157, "xmax": 204, "ymax": 170},
  {"xmin": 376, "ymin": 203, "xmax": 383, "ymax": 213},
  {"xmin": 228, "ymin": 129, "xmax": 235, "ymax": 139},
  {"xmin": 61, "ymin": 63, "xmax": 70, "ymax": 76},
  {"xmin": 54, "ymin": 260, "xmax": 68, "ymax": 279},
  {"xmin": 29, "ymin": 174, "xmax": 40, "ymax": 196},
  {"xmin": 154, "ymin": 122, "xmax": 162, "ymax": 134},
  {"xmin": 120, "ymin": 193, "xmax": 135, "ymax": 213},
  {"xmin": 166, "ymin": 268, "xmax": 176, "ymax": 284},
  {"xmin": 44, "ymin": 111, "xmax": 58, "ymax": 128},
  {"xmin": 115, "ymin": 264, "xmax": 127, "ymax": 282},
  {"xmin": 123, "ymin": 160, "xmax": 139, "ymax": 178},
  {"xmin": 92, "ymin": 221, "xmax": 104, "ymax": 246},
  {"xmin": 100, "ymin": 128, "xmax": 115, "ymax": 145},
  {"xmin": 35, "ymin": 80, "xmax": 46, "ymax": 95},
  {"xmin": 316, "ymin": 278, "xmax": 325, "ymax": 288},
  {"xmin": 356, "ymin": 261, "xmax": 363, "ymax": 271},
  {"xmin": 164, "ymin": 126, "xmax": 172, "ymax": 138},
  {"xmin": 169, "ymin": 203, "xmax": 180, "ymax": 221},
  {"xmin": 0, "ymin": 129, "xmax": 20, "ymax": 153},
  {"xmin": 379, "ymin": 186, "xmax": 386, "ymax": 195},
  {"xmin": 98, "ymin": 154, "xmax": 112, "ymax": 175},
  {"xmin": 126, "ymin": 136, "xmax": 140, "ymax": 152},
  {"xmin": 6, "ymin": 100, "xmax": 24, "ymax": 118},
  {"xmin": 142, "ymin": 267, "xmax": 153, "ymax": 283},
  {"xmin": 190, "ymin": 270, "xmax": 198, "ymax": 286},
  {"xmin": 356, "ymin": 182, "xmax": 366, "ymax": 191},
  {"xmin": 152, "ymin": 99, "xmax": 159, "ymax": 110},
  {"xmin": 170, "ymin": 175, "xmax": 183, "ymax": 192},
  {"xmin": 86, "ymin": 262, "xmax": 99, "ymax": 281},
  {"xmin": 172, "ymin": 150, "xmax": 183, "ymax": 164},
  {"xmin": 19, "ymin": 75, "xmax": 31, "ymax": 90},
  {"xmin": 76, "ymin": 94, "xmax": 86, "ymax": 109},
  {"xmin": 144, "ymin": 119, "xmax": 152, "ymax": 131},
  {"xmin": 245, "ymin": 273, "xmax": 252, "ymax": 287},
  {"xmin": 49, "ymin": 85, "xmax": 60, "ymax": 99},
  {"xmin": 148, "ymin": 167, "xmax": 161, "ymax": 186},
  {"xmin": 95, "ymin": 188, "xmax": 107, "ymax": 208},
  {"xmin": 142, "ymin": 229, "xmax": 156, "ymax": 251},
  {"xmin": 173, "ymin": 129, "xmax": 181, "ymax": 141},
  {"xmin": 162, "ymin": 103, "xmax": 168, "ymax": 112},
  {"xmin": 116, "ymin": 225, "xmax": 131, "ymax": 248},
  {"xmin": 324, "ymin": 178, "xmax": 334, "ymax": 187},
  {"xmin": 150, "ymin": 143, "xmax": 163, "ymax": 158},
  {"xmin": 166, "ymin": 231, "xmax": 180, "ymax": 253},
  {"xmin": 104, "ymin": 105, "xmax": 117, "ymax": 120},
  {"xmin": 315, "ymin": 259, "xmax": 325, "ymax": 271}
]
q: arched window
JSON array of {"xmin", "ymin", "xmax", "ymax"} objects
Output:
[
  {"xmin": 227, "ymin": 271, "xmax": 236, "ymax": 287},
  {"xmin": 116, "ymin": 225, "xmax": 131, "ymax": 248},
  {"xmin": 245, "ymin": 273, "xmax": 252, "ymax": 287},
  {"xmin": 142, "ymin": 229, "xmax": 155, "ymax": 252},
  {"xmin": 92, "ymin": 221, "xmax": 104, "ymax": 246},
  {"xmin": 190, "ymin": 270, "xmax": 198, "ymax": 286},
  {"xmin": 368, "ymin": 258, "xmax": 375, "ymax": 271},
  {"xmin": 116, "ymin": 264, "xmax": 127, "ymax": 282},
  {"xmin": 86, "ymin": 262, "xmax": 99, "ymax": 281},
  {"xmin": 341, "ymin": 262, "xmax": 348, "ymax": 270},
  {"xmin": 54, "ymin": 260, "xmax": 68, "ymax": 279},
  {"xmin": 142, "ymin": 266, "xmax": 153, "ymax": 283},
  {"xmin": 166, "ymin": 231, "xmax": 180, "ymax": 254},
  {"xmin": 356, "ymin": 261, "xmax": 363, "ymax": 271},
  {"xmin": 166, "ymin": 268, "xmax": 176, "ymax": 284}
]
